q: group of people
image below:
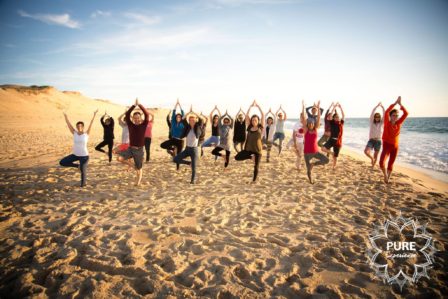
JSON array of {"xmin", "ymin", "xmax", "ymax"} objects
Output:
[{"xmin": 59, "ymin": 97, "xmax": 408, "ymax": 187}]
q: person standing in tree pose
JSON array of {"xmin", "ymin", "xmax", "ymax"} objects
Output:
[
  {"xmin": 235, "ymin": 100, "xmax": 264, "ymax": 183},
  {"xmin": 262, "ymin": 109, "xmax": 276, "ymax": 163},
  {"xmin": 113, "ymin": 109, "xmax": 130, "ymax": 154},
  {"xmin": 198, "ymin": 112, "xmax": 208, "ymax": 148},
  {"xmin": 364, "ymin": 102, "xmax": 385, "ymax": 167},
  {"xmin": 292, "ymin": 112, "xmax": 305, "ymax": 170},
  {"xmin": 161, "ymin": 100, "xmax": 185, "ymax": 170},
  {"xmin": 211, "ymin": 111, "xmax": 234, "ymax": 168},
  {"xmin": 321, "ymin": 102, "xmax": 345, "ymax": 169},
  {"xmin": 144, "ymin": 110, "xmax": 154, "ymax": 162},
  {"xmin": 117, "ymin": 98, "xmax": 149, "ymax": 186},
  {"xmin": 233, "ymin": 108, "xmax": 246, "ymax": 153},
  {"xmin": 379, "ymin": 96, "xmax": 408, "ymax": 183},
  {"xmin": 201, "ymin": 106, "xmax": 221, "ymax": 156},
  {"xmin": 317, "ymin": 102, "xmax": 335, "ymax": 148},
  {"xmin": 173, "ymin": 106, "xmax": 204, "ymax": 184},
  {"xmin": 95, "ymin": 112, "xmax": 114, "ymax": 163},
  {"xmin": 306, "ymin": 102, "xmax": 324, "ymax": 123},
  {"xmin": 166, "ymin": 112, "xmax": 172, "ymax": 139},
  {"xmin": 301, "ymin": 101, "xmax": 329, "ymax": 183},
  {"xmin": 272, "ymin": 106, "xmax": 287, "ymax": 154},
  {"xmin": 59, "ymin": 109, "xmax": 98, "ymax": 187}
]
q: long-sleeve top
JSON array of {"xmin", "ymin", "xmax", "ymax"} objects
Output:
[
  {"xmin": 369, "ymin": 106, "xmax": 385, "ymax": 140},
  {"xmin": 166, "ymin": 114, "xmax": 172, "ymax": 139},
  {"xmin": 324, "ymin": 108, "xmax": 331, "ymax": 132},
  {"xmin": 100, "ymin": 116, "xmax": 114, "ymax": 141},
  {"xmin": 306, "ymin": 106, "xmax": 324, "ymax": 122},
  {"xmin": 218, "ymin": 116, "xmax": 234, "ymax": 147},
  {"xmin": 171, "ymin": 109, "xmax": 185, "ymax": 139},
  {"xmin": 125, "ymin": 104, "xmax": 149, "ymax": 147},
  {"xmin": 233, "ymin": 120, "xmax": 246, "ymax": 142},
  {"xmin": 382, "ymin": 104, "xmax": 408, "ymax": 147}
]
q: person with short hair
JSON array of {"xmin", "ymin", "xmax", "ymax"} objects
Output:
[{"xmin": 117, "ymin": 98, "xmax": 149, "ymax": 186}]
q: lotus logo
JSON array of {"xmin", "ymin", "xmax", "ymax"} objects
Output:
[{"xmin": 367, "ymin": 212, "xmax": 437, "ymax": 291}]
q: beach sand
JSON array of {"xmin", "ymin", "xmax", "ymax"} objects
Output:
[{"xmin": 1, "ymin": 86, "xmax": 447, "ymax": 298}]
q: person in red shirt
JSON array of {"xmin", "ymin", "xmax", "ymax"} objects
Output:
[
  {"xmin": 144, "ymin": 110, "xmax": 154, "ymax": 162},
  {"xmin": 117, "ymin": 98, "xmax": 149, "ymax": 186},
  {"xmin": 380, "ymin": 96, "xmax": 408, "ymax": 183}
]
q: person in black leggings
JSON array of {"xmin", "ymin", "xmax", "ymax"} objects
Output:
[
  {"xmin": 95, "ymin": 112, "xmax": 114, "ymax": 163},
  {"xmin": 235, "ymin": 100, "xmax": 264, "ymax": 183},
  {"xmin": 233, "ymin": 108, "xmax": 246, "ymax": 153}
]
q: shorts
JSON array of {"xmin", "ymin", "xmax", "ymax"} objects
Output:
[
  {"xmin": 119, "ymin": 146, "xmax": 144, "ymax": 170},
  {"xmin": 273, "ymin": 132, "xmax": 285, "ymax": 141},
  {"xmin": 323, "ymin": 138, "xmax": 341, "ymax": 157},
  {"xmin": 366, "ymin": 139, "xmax": 381, "ymax": 152}
]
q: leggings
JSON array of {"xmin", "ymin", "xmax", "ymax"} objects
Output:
[
  {"xmin": 173, "ymin": 146, "xmax": 199, "ymax": 183},
  {"xmin": 235, "ymin": 150, "xmax": 261, "ymax": 181},
  {"xmin": 212, "ymin": 146, "xmax": 230, "ymax": 168},
  {"xmin": 59, "ymin": 154, "xmax": 89, "ymax": 187},
  {"xmin": 95, "ymin": 140, "xmax": 113, "ymax": 162},
  {"xmin": 379, "ymin": 141, "xmax": 398, "ymax": 171},
  {"xmin": 144, "ymin": 137, "xmax": 152, "ymax": 161},
  {"xmin": 233, "ymin": 141, "xmax": 244, "ymax": 153},
  {"xmin": 161, "ymin": 138, "xmax": 184, "ymax": 169}
]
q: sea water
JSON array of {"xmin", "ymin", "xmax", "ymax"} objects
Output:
[{"xmin": 284, "ymin": 118, "xmax": 448, "ymax": 178}]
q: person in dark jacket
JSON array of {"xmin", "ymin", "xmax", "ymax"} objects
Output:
[
  {"xmin": 95, "ymin": 112, "xmax": 114, "ymax": 163},
  {"xmin": 233, "ymin": 108, "xmax": 246, "ymax": 153},
  {"xmin": 173, "ymin": 106, "xmax": 203, "ymax": 184}
]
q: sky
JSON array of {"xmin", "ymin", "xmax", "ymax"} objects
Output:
[{"xmin": 0, "ymin": 0, "xmax": 447, "ymax": 117}]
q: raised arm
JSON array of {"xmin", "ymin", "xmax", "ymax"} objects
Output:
[
  {"xmin": 315, "ymin": 101, "xmax": 322, "ymax": 128},
  {"xmin": 396, "ymin": 97, "xmax": 408, "ymax": 125},
  {"xmin": 245, "ymin": 103, "xmax": 252, "ymax": 127},
  {"xmin": 255, "ymin": 102, "xmax": 264, "ymax": 127},
  {"xmin": 370, "ymin": 103, "xmax": 380, "ymax": 122},
  {"xmin": 86, "ymin": 109, "xmax": 99, "ymax": 135},
  {"xmin": 281, "ymin": 106, "xmax": 287, "ymax": 120},
  {"xmin": 338, "ymin": 103, "xmax": 345, "ymax": 120},
  {"xmin": 118, "ymin": 109, "xmax": 126, "ymax": 126},
  {"xmin": 63, "ymin": 112, "xmax": 75, "ymax": 135},
  {"xmin": 125, "ymin": 103, "xmax": 136, "ymax": 125},
  {"xmin": 325, "ymin": 103, "xmax": 334, "ymax": 117},
  {"xmin": 100, "ymin": 114, "xmax": 106, "ymax": 127},
  {"xmin": 305, "ymin": 105, "xmax": 313, "ymax": 117},
  {"xmin": 301, "ymin": 101, "xmax": 307, "ymax": 129}
]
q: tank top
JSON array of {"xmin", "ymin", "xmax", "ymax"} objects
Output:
[
  {"xmin": 304, "ymin": 130, "xmax": 318, "ymax": 154},
  {"xmin": 212, "ymin": 124, "xmax": 220, "ymax": 137},
  {"xmin": 73, "ymin": 133, "xmax": 89, "ymax": 156},
  {"xmin": 245, "ymin": 127, "xmax": 262, "ymax": 154}
]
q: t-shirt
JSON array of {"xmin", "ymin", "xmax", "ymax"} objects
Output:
[
  {"xmin": 293, "ymin": 122, "xmax": 304, "ymax": 144},
  {"xmin": 144, "ymin": 121, "xmax": 153, "ymax": 138},
  {"xmin": 120, "ymin": 123, "xmax": 129, "ymax": 144},
  {"xmin": 73, "ymin": 133, "xmax": 88, "ymax": 156},
  {"xmin": 275, "ymin": 120, "xmax": 285, "ymax": 133},
  {"xmin": 186, "ymin": 128, "xmax": 198, "ymax": 147}
]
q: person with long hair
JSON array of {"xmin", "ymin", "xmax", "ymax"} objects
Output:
[
  {"xmin": 364, "ymin": 102, "xmax": 385, "ymax": 167},
  {"xmin": 198, "ymin": 112, "xmax": 208, "ymax": 148},
  {"xmin": 113, "ymin": 108, "xmax": 130, "ymax": 154},
  {"xmin": 235, "ymin": 100, "xmax": 264, "ymax": 183},
  {"xmin": 262, "ymin": 108, "xmax": 276, "ymax": 163},
  {"xmin": 233, "ymin": 108, "xmax": 246, "ymax": 153},
  {"xmin": 59, "ymin": 109, "xmax": 98, "ymax": 187},
  {"xmin": 317, "ymin": 102, "xmax": 335, "ymax": 148},
  {"xmin": 379, "ymin": 96, "xmax": 408, "ymax": 183},
  {"xmin": 161, "ymin": 99, "xmax": 185, "ymax": 170},
  {"xmin": 321, "ymin": 102, "xmax": 345, "ymax": 169},
  {"xmin": 211, "ymin": 111, "xmax": 234, "ymax": 168},
  {"xmin": 292, "ymin": 111, "xmax": 305, "ymax": 170},
  {"xmin": 95, "ymin": 111, "xmax": 115, "ymax": 163},
  {"xmin": 301, "ymin": 101, "xmax": 329, "ymax": 183},
  {"xmin": 173, "ymin": 106, "xmax": 204, "ymax": 184},
  {"xmin": 117, "ymin": 98, "xmax": 149, "ymax": 186},
  {"xmin": 144, "ymin": 110, "xmax": 154, "ymax": 162},
  {"xmin": 201, "ymin": 106, "xmax": 221, "ymax": 156}
]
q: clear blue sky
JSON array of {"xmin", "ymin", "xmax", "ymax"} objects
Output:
[{"xmin": 1, "ymin": 0, "xmax": 447, "ymax": 117}]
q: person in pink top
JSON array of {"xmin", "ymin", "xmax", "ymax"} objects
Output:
[
  {"xmin": 144, "ymin": 110, "xmax": 154, "ymax": 162},
  {"xmin": 301, "ymin": 100, "xmax": 329, "ymax": 184}
]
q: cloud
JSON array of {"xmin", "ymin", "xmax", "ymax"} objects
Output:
[
  {"xmin": 91, "ymin": 10, "xmax": 111, "ymax": 18},
  {"xmin": 18, "ymin": 10, "xmax": 81, "ymax": 29},
  {"xmin": 124, "ymin": 12, "xmax": 161, "ymax": 25}
]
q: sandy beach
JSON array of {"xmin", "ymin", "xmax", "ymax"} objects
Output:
[{"xmin": 0, "ymin": 86, "xmax": 447, "ymax": 298}]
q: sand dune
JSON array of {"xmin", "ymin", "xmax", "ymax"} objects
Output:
[{"xmin": 0, "ymin": 86, "xmax": 447, "ymax": 298}]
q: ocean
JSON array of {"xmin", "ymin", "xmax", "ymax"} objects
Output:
[{"xmin": 284, "ymin": 117, "xmax": 448, "ymax": 180}]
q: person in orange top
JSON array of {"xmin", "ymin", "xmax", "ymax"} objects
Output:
[{"xmin": 379, "ymin": 96, "xmax": 408, "ymax": 183}]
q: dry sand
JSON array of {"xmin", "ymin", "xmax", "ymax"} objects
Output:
[{"xmin": 0, "ymin": 86, "xmax": 447, "ymax": 298}]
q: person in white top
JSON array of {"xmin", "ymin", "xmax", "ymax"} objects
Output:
[
  {"xmin": 272, "ymin": 106, "xmax": 287, "ymax": 155},
  {"xmin": 262, "ymin": 108, "xmax": 276, "ymax": 163},
  {"xmin": 113, "ymin": 108, "xmax": 130, "ymax": 154},
  {"xmin": 292, "ymin": 118, "xmax": 305, "ymax": 170},
  {"xmin": 59, "ymin": 109, "xmax": 98, "ymax": 187},
  {"xmin": 364, "ymin": 102, "xmax": 385, "ymax": 167}
]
